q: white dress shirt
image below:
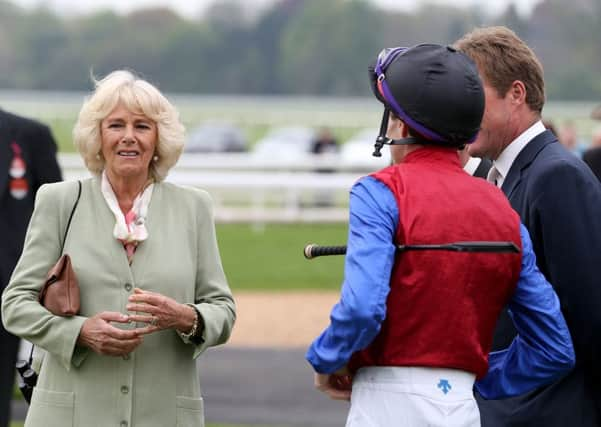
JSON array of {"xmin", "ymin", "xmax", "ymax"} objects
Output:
[
  {"xmin": 489, "ymin": 121, "xmax": 546, "ymax": 188},
  {"xmin": 463, "ymin": 156, "xmax": 482, "ymax": 176}
]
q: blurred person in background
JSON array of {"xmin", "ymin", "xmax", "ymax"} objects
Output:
[
  {"xmin": 582, "ymin": 126, "xmax": 601, "ymax": 182},
  {"xmin": 311, "ymin": 127, "xmax": 339, "ymax": 206},
  {"xmin": 311, "ymin": 127, "xmax": 338, "ymax": 156},
  {"xmin": 0, "ymin": 108, "xmax": 62, "ymax": 427},
  {"xmin": 2, "ymin": 70, "xmax": 235, "ymax": 427},
  {"xmin": 557, "ymin": 120, "xmax": 585, "ymax": 157},
  {"xmin": 306, "ymin": 43, "xmax": 574, "ymax": 427},
  {"xmin": 542, "ymin": 118, "xmax": 557, "ymax": 136},
  {"xmin": 455, "ymin": 25, "xmax": 601, "ymax": 427}
]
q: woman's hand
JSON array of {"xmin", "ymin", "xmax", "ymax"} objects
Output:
[
  {"xmin": 77, "ymin": 311, "xmax": 143, "ymax": 356},
  {"xmin": 126, "ymin": 288, "xmax": 197, "ymax": 335}
]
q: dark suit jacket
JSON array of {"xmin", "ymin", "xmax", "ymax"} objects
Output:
[
  {"xmin": 0, "ymin": 109, "xmax": 62, "ymax": 288},
  {"xmin": 478, "ymin": 130, "xmax": 601, "ymax": 426},
  {"xmin": 583, "ymin": 146, "xmax": 601, "ymax": 182}
]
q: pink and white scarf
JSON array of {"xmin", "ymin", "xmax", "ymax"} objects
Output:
[{"xmin": 101, "ymin": 171, "xmax": 154, "ymax": 264}]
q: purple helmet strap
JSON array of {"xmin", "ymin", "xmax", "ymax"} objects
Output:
[
  {"xmin": 378, "ymin": 78, "xmax": 446, "ymax": 142},
  {"xmin": 375, "ymin": 47, "xmax": 405, "ymax": 75},
  {"xmin": 373, "ymin": 107, "xmax": 441, "ymax": 158}
]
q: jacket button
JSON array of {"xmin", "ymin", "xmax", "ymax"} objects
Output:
[
  {"xmin": 124, "ymin": 283, "xmax": 132, "ymax": 291},
  {"xmin": 121, "ymin": 385, "xmax": 129, "ymax": 394},
  {"xmin": 120, "ymin": 422, "xmax": 128, "ymax": 427},
  {"xmin": 122, "ymin": 354, "xmax": 130, "ymax": 361}
]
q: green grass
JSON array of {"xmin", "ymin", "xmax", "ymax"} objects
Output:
[
  {"xmin": 216, "ymin": 223, "xmax": 347, "ymax": 290},
  {"xmin": 47, "ymin": 118, "xmax": 77, "ymax": 153}
]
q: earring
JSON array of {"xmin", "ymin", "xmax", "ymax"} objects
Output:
[
  {"xmin": 153, "ymin": 155, "xmax": 158, "ymax": 162},
  {"xmin": 95, "ymin": 153, "xmax": 101, "ymax": 160}
]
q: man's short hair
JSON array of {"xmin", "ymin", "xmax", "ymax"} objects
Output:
[{"xmin": 454, "ymin": 26, "xmax": 545, "ymax": 114}]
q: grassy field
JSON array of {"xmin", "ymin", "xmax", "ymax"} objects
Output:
[{"xmin": 216, "ymin": 223, "xmax": 347, "ymax": 291}]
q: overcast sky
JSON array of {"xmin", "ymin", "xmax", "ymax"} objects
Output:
[{"xmin": 10, "ymin": 0, "xmax": 544, "ymax": 18}]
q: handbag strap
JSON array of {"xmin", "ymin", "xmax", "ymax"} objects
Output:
[
  {"xmin": 60, "ymin": 180, "xmax": 82, "ymax": 254},
  {"xmin": 28, "ymin": 180, "xmax": 82, "ymax": 365}
]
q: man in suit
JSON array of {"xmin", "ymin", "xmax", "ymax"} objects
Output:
[
  {"xmin": 0, "ymin": 109, "xmax": 62, "ymax": 427},
  {"xmin": 455, "ymin": 26, "xmax": 601, "ymax": 426},
  {"xmin": 583, "ymin": 127, "xmax": 601, "ymax": 182}
]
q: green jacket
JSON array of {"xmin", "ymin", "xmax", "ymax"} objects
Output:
[{"xmin": 2, "ymin": 177, "xmax": 236, "ymax": 427}]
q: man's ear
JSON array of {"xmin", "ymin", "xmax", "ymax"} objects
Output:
[{"xmin": 508, "ymin": 80, "xmax": 527, "ymax": 106}]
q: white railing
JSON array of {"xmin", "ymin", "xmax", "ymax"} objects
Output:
[{"xmin": 59, "ymin": 153, "xmax": 382, "ymax": 223}]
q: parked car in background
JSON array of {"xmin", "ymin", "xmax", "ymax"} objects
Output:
[
  {"xmin": 340, "ymin": 128, "xmax": 391, "ymax": 169},
  {"xmin": 184, "ymin": 122, "xmax": 247, "ymax": 153},
  {"xmin": 252, "ymin": 126, "xmax": 317, "ymax": 161}
]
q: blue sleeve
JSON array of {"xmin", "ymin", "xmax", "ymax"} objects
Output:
[
  {"xmin": 475, "ymin": 223, "xmax": 575, "ymax": 399},
  {"xmin": 306, "ymin": 176, "xmax": 398, "ymax": 374}
]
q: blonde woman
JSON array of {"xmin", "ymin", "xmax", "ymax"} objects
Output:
[{"xmin": 2, "ymin": 70, "xmax": 235, "ymax": 427}]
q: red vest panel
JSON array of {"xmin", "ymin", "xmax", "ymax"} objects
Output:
[{"xmin": 349, "ymin": 147, "xmax": 522, "ymax": 378}]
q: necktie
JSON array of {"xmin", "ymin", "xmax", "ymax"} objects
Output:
[{"xmin": 487, "ymin": 165, "xmax": 501, "ymax": 187}]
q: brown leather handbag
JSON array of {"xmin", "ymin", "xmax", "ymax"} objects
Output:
[{"xmin": 38, "ymin": 181, "xmax": 82, "ymax": 316}]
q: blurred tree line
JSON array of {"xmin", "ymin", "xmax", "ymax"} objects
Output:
[{"xmin": 0, "ymin": 0, "xmax": 600, "ymax": 100}]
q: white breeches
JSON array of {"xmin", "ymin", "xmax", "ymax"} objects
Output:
[{"xmin": 346, "ymin": 366, "xmax": 480, "ymax": 427}]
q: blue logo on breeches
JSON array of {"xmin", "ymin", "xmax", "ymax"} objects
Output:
[{"xmin": 437, "ymin": 379, "xmax": 452, "ymax": 394}]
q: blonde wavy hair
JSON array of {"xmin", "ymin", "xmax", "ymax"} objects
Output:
[{"xmin": 73, "ymin": 70, "xmax": 185, "ymax": 182}]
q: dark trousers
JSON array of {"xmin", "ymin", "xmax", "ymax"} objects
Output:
[
  {"xmin": 0, "ymin": 311, "xmax": 19, "ymax": 427},
  {"xmin": 477, "ymin": 365, "xmax": 601, "ymax": 427}
]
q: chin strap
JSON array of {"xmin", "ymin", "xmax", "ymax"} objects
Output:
[
  {"xmin": 372, "ymin": 108, "xmax": 390, "ymax": 157},
  {"xmin": 372, "ymin": 108, "xmax": 427, "ymax": 157}
]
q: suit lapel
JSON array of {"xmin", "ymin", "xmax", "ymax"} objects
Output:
[
  {"xmin": 0, "ymin": 111, "xmax": 13, "ymax": 199},
  {"xmin": 502, "ymin": 130, "xmax": 557, "ymax": 199}
]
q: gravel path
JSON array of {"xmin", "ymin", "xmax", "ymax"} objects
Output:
[{"xmin": 227, "ymin": 290, "xmax": 340, "ymax": 348}]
